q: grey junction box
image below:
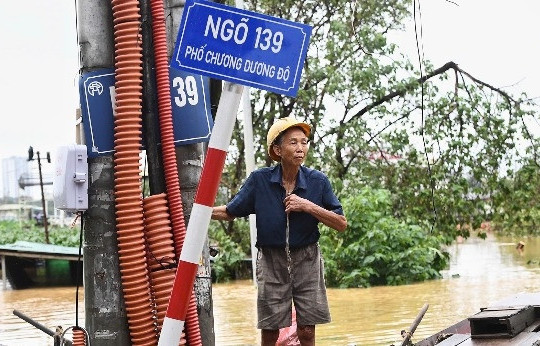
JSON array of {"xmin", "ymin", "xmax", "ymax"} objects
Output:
[{"xmin": 53, "ymin": 144, "xmax": 89, "ymax": 212}]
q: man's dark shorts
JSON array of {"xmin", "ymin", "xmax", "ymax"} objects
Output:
[{"xmin": 256, "ymin": 243, "xmax": 331, "ymax": 330}]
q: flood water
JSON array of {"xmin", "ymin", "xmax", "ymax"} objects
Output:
[{"xmin": 1, "ymin": 233, "xmax": 539, "ymax": 345}]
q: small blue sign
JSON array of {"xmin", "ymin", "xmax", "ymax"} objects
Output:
[
  {"xmin": 79, "ymin": 68, "xmax": 213, "ymax": 158},
  {"xmin": 80, "ymin": 70, "xmax": 115, "ymax": 157},
  {"xmin": 172, "ymin": 0, "xmax": 312, "ymax": 97}
]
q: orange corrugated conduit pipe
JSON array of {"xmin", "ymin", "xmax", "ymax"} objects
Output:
[
  {"xmin": 111, "ymin": 0, "xmax": 158, "ymax": 344},
  {"xmin": 148, "ymin": 0, "xmax": 187, "ymax": 257},
  {"xmin": 142, "ymin": 194, "xmax": 177, "ymax": 329},
  {"xmin": 72, "ymin": 328, "xmax": 87, "ymax": 346},
  {"xmin": 149, "ymin": 0, "xmax": 202, "ymax": 344}
]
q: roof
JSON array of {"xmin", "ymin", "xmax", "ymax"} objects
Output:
[{"xmin": 0, "ymin": 241, "xmax": 81, "ymax": 260}]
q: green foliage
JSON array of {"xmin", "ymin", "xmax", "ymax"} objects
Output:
[
  {"xmin": 320, "ymin": 187, "xmax": 449, "ymax": 288},
  {"xmin": 491, "ymin": 160, "xmax": 540, "ymax": 235},
  {"xmin": 0, "ymin": 220, "xmax": 81, "ymax": 247},
  {"xmin": 208, "ymin": 218, "xmax": 251, "ymax": 282},
  {"xmin": 210, "ymin": 0, "xmax": 540, "ymax": 285}
]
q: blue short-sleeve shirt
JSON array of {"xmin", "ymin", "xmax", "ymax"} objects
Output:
[{"xmin": 226, "ymin": 165, "xmax": 344, "ymax": 248}]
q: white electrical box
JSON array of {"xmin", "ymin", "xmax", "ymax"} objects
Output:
[{"xmin": 53, "ymin": 144, "xmax": 88, "ymax": 212}]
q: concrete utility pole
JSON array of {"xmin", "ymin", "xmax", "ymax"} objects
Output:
[
  {"xmin": 165, "ymin": 1, "xmax": 217, "ymax": 344},
  {"xmin": 77, "ymin": 0, "xmax": 217, "ymax": 344},
  {"xmin": 77, "ymin": 1, "xmax": 131, "ymax": 345}
]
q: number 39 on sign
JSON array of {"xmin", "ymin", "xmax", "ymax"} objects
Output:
[
  {"xmin": 172, "ymin": 75, "xmax": 199, "ymax": 107},
  {"xmin": 168, "ymin": 67, "xmax": 213, "ymax": 146}
]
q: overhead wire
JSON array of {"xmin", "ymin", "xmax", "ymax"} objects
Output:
[
  {"xmin": 413, "ymin": 0, "xmax": 438, "ymax": 232},
  {"xmin": 73, "ymin": 0, "xmax": 82, "ymax": 74}
]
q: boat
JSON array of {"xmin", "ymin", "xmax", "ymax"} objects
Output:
[
  {"xmin": 415, "ymin": 292, "xmax": 540, "ymax": 345},
  {"xmin": 0, "ymin": 240, "xmax": 82, "ymax": 289}
]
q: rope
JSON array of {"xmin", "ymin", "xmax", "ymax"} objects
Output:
[
  {"xmin": 285, "ymin": 214, "xmax": 292, "ymax": 276},
  {"xmin": 285, "ymin": 193, "xmax": 292, "ymax": 277}
]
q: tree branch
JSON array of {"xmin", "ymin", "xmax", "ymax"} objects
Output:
[
  {"xmin": 348, "ymin": 61, "xmax": 459, "ymax": 121},
  {"xmin": 348, "ymin": 61, "xmax": 522, "ymax": 123}
]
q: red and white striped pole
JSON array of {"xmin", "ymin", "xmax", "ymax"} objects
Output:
[{"xmin": 158, "ymin": 82, "xmax": 244, "ymax": 346}]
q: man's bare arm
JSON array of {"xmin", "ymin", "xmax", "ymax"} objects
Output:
[
  {"xmin": 284, "ymin": 194, "xmax": 347, "ymax": 232},
  {"xmin": 212, "ymin": 205, "xmax": 235, "ymax": 221}
]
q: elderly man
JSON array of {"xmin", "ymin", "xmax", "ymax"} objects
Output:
[{"xmin": 212, "ymin": 117, "xmax": 347, "ymax": 346}]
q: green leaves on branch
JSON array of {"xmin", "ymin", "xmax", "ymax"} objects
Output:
[
  {"xmin": 320, "ymin": 187, "xmax": 449, "ymax": 288},
  {"xmin": 210, "ymin": 0, "xmax": 540, "ymax": 286},
  {"xmin": 492, "ymin": 160, "xmax": 540, "ymax": 235},
  {"xmin": 0, "ymin": 221, "xmax": 81, "ymax": 247},
  {"xmin": 208, "ymin": 218, "xmax": 251, "ymax": 283}
]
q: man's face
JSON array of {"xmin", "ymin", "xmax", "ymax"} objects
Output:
[{"xmin": 273, "ymin": 127, "xmax": 309, "ymax": 165}]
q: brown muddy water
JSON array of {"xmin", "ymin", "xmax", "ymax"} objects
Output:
[{"xmin": 1, "ymin": 234, "xmax": 539, "ymax": 345}]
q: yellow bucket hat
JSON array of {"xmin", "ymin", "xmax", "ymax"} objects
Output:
[{"xmin": 266, "ymin": 117, "xmax": 311, "ymax": 161}]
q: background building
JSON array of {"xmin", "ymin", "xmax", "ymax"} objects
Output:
[
  {"xmin": 2, "ymin": 156, "xmax": 29, "ymax": 201},
  {"xmin": 1, "ymin": 156, "xmax": 56, "ymax": 220}
]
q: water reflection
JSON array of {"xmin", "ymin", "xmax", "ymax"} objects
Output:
[{"xmin": 1, "ymin": 234, "xmax": 540, "ymax": 345}]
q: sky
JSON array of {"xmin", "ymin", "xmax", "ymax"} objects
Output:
[
  {"xmin": 0, "ymin": 0, "xmax": 539, "ymax": 188},
  {"xmin": 0, "ymin": 1, "xmax": 79, "ymax": 161},
  {"xmin": 398, "ymin": 0, "xmax": 540, "ymax": 100}
]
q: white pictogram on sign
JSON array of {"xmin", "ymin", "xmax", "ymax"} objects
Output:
[{"xmin": 88, "ymin": 81, "xmax": 104, "ymax": 96}]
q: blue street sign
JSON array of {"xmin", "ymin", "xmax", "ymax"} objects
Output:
[
  {"xmin": 79, "ymin": 70, "xmax": 115, "ymax": 157},
  {"xmin": 172, "ymin": 0, "xmax": 312, "ymax": 97},
  {"xmin": 79, "ymin": 68, "xmax": 213, "ymax": 158}
]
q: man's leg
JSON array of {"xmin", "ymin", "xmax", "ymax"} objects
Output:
[
  {"xmin": 261, "ymin": 329, "xmax": 279, "ymax": 346},
  {"xmin": 257, "ymin": 248, "xmax": 293, "ymax": 343},
  {"xmin": 297, "ymin": 325, "xmax": 315, "ymax": 346},
  {"xmin": 291, "ymin": 244, "xmax": 330, "ymax": 346}
]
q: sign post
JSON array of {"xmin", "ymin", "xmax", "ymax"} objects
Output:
[{"xmin": 158, "ymin": 1, "xmax": 312, "ymax": 344}]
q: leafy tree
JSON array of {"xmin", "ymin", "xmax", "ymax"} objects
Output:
[
  {"xmin": 320, "ymin": 187, "xmax": 448, "ymax": 287},
  {"xmin": 0, "ymin": 220, "xmax": 81, "ymax": 247},
  {"xmin": 491, "ymin": 159, "xmax": 540, "ymax": 235},
  {"xmin": 208, "ymin": 218, "xmax": 252, "ymax": 282},
  {"xmin": 210, "ymin": 0, "xmax": 540, "ymax": 284}
]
